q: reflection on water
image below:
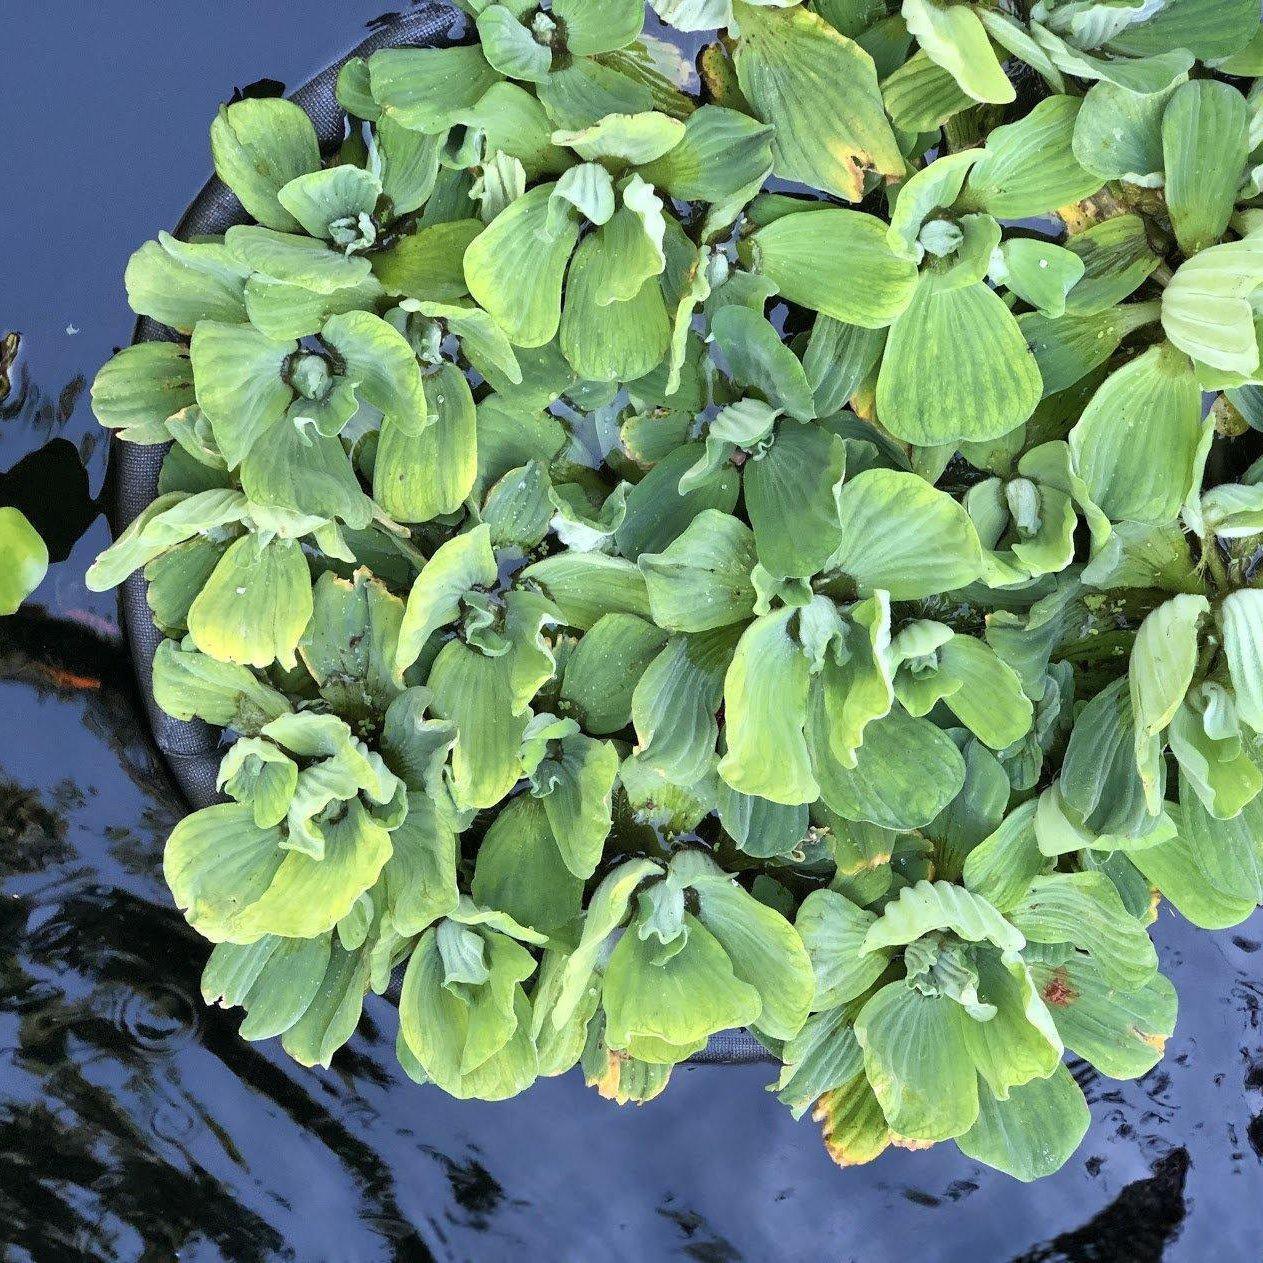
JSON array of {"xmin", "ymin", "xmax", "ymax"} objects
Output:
[{"xmin": 2, "ymin": 4, "xmax": 1263, "ymax": 1260}]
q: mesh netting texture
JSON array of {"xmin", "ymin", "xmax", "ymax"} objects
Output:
[{"xmin": 111, "ymin": 2, "xmax": 772, "ymax": 1067}]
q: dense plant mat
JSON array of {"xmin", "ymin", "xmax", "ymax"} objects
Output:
[{"xmin": 88, "ymin": 0, "xmax": 1263, "ymax": 1180}]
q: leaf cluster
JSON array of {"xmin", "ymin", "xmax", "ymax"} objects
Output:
[{"xmin": 89, "ymin": 0, "xmax": 1263, "ymax": 1180}]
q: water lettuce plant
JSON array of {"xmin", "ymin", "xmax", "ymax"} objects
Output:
[
  {"xmin": 89, "ymin": 0, "xmax": 1263, "ymax": 1181},
  {"xmin": 0, "ymin": 506, "xmax": 48, "ymax": 615}
]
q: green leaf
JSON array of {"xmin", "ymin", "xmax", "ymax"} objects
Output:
[
  {"xmin": 554, "ymin": 110, "xmax": 685, "ymax": 164},
  {"xmin": 86, "ymin": 490, "xmax": 245, "ymax": 591},
  {"xmin": 1162, "ymin": 79, "xmax": 1250, "ymax": 256},
  {"xmin": 639, "ymin": 510, "xmax": 758, "ymax": 633},
  {"xmin": 744, "ymin": 210, "xmax": 918, "ymax": 328},
  {"xmin": 962, "ymin": 799, "xmax": 1047, "ymax": 913},
  {"xmin": 1009, "ymin": 872, "xmax": 1158, "ymax": 993},
  {"xmin": 714, "ymin": 784, "xmax": 808, "ymax": 858},
  {"xmin": 373, "ymin": 364, "xmax": 476, "ymax": 522},
  {"xmin": 523, "ymin": 720, "xmax": 618, "ymax": 878},
  {"xmin": 936, "ymin": 636, "xmax": 1034, "ymax": 750},
  {"xmin": 150, "ymin": 637, "xmax": 290, "ymax": 732},
  {"xmin": 1130, "ymin": 824, "xmax": 1258, "ymax": 929},
  {"xmin": 775, "ymin": 1007, "xmax": 865, "ymax": 1120},
  {"xmin": 281, "ymin": 940, "xmax": 372, "ymax": 1069},
  {"xmin": 827, "ymin": 468, "xmax": 982, "ymax": 598},
  {"xmin": 1029, "ymin": 957, "xmax": 1176, "ymax": 1079},
  {"xmin": 1073, "ymin": 78, "xmax": 1181, "ymax": 187},
  {"xmin": 551, "ymin": 161, "xmax": 617, "ymax": 227},
  {"xmin": 1169, "ymin": 690, "xmax": 1263, "ymax": 820},
  {"xmin": 535, "ymin": 58, "xmax": 653, "ymax": 132},
  {"xmin": 277, "ymin": 165, "xmax": 382, "ymax": 241},
  {"xmin": 614, "ymin": 442, "xmax": 740, "ymax": 560},
  {"xmin": 964, "ymin": 96, "xmax": 1103, "ymax": 219},
  {"xmin": 187, "ymin": 536, "xmax": 312, "ymax": 671},
  {"xmin": 230, "ymin": 799, "xmax": 394, "ymax": 942},
  {"xmin": 553, "ymin": 0, "xmax": 644, "ymax": 54},
  {"xmin": 399, "ymin": 928, "xmax": 538, "ymax": 1100},
  {"xmin": 1020, "ymin": 302, "xmax": 1158, "ymax": 398},
  {"xmin": 887, "ymin": 149, "xmax": 983, "ymax": 260},
  {"xmin": 718, "ymin": 608, "xmax": 817, "ymax": 805},
  {"xmin": 480, "ymin": 460, "xmax": 552, "ymax": 550},
  {"xmin": 876, "ymin": 274, "xmax": 1042, "ymax": 446},
  {"xmin": 521, "ymin": 552, "xmax": 651, "ymax": 629},
  {"xmin": 554, "ymin": 857, "xmax": 661, "ymax": 1026},
  {"xmin": 379, "ymin": 792, "xmax": 459, "ymax": 935},
  {"xmin": 477, "ymin": 5, "xmax": 553, "ymax": 82},
  {"xmin": 691, "ymin": 874, "xmax": 814, "ymax": 1041},
  {"xmin": 1107, "ymin": 0, "xmax": 1258, "ymax": 61},
  {"xmin": 370, "ymin": 219, "xmax": 483, "ymax": 302},
  {"xmin": 734, "ymin": 2, "xmax": 903, "ymax": 201},
  {"xmin": 376, "ymin": 115, "xmax": 443, "ymax": 213},
  {"xmin": 395, "ymin": 525, "xmax": 498, "ymax": 675},
  {"xmin": 428, "ymin": 592, "xmax": 557, "ymax": 810},
  {"xmin": 902, "ymin": 0, "xmax": 1014, "ymax": 105},
  {"xmin": 559, "ymin": 613, "xmax": 668, "ymax": 734},
  {"xmin": 1129, "ymin": 594, "xmax": 1208, "ymax": 808},
  {"xmin": 1161, "ymin": 237, "xmax": 1263, "ymax": 377},
  {"xmin": 811, "ymin": 705, "xmax": 966, "ymax": 830},
  {"xmin": 1177, "ymin": 768, "xmax": 1263, "ymax": 905},
  {"xmin": 300, "ymin": 569, "xmax": 405, "ymax": 713},
  {"xmin": 0, "ymin": 507, "xmax": 48, "ymax": 615},
  {"xmin": 472, "ymin": 795, "xmax": 584, "ymax": 934},
  {"xmin": 881, "ymin": 50, "xmax": 974, "ymax": 133},
  {"xmin": 455, "ymin": 81, "xmax": 573, "ymax": 181},
  {"xmin": 323, "ymin": 309, "xmax": 428, "ymax": 432},
  {"xmin": 202, "ymin": 934, "xmax": 331, "ymax": 1041},
  {"xmin": 863, "ymin": 879, "xmax": 1023, "ymax": 954},
  {"xmin": 1219, "ymin": 590, "xmax": 1263, "ymax": 733},
  {"xmin": 795, "ymin": 888, "xmax": 886, "ymax": 1009},
  {"xmin": 711, "ymin": 305, "xmax": 817, "ymax": 419},
  {"xmin": 810, "ymin": 592, "xmax": 894, "ymax": 770},
  {"xmin": 603, "ymin": 912, "xmax": 762, "ymax": 1052},
  {"xmin": 855, "ymin": 982, "xmax": 979, "ymax": 1141},
  {"xmin": 165, "ymin": 803, "xmax": 284, "ymax": 942},
  {"xmin": 369, "ymin": 46, "xmax": 503, "ymax": 134},
  {"xmin": 240, "ymin": 419, "xmax": 372, "ymax": 530},
  {"xmin": 989, "ymin": 239, "xmax": 1085, "ymax": 319},
  {"xmin": 632, "ymin": 628, "xmax": 738, "ymax": 785},
  {"xmin": 225, "ymin": 225, "xmax": 374, "ymax": 294},
  {"xmin": 189, "ymin": 321, "xmax": 294, "ymax": 469},
  {"xmin": 217, "ymin": 738, "xmax": 297, "ymax": 829},
  {"xmin": 1068, "ymin": 344, "xmax": 1204, "ymax": 524},
  {"xmin": 243, "ymin": 275, "xmax": 386, "ymax": 342},
  {"xmin": 559, "ymin": 231, "xmax": 670, "ymax": 382},
  {"xmin": 956, "ymin": 1066, "xmax": 1089, "ymax": 1181},
  {"xmin": 210, "ymin": 98, "xmax": 320, "ymax": 231},
  {"xmin": 464, "ymin": 183, "xmax": 583, "ymax": 347},
  {"xmin": 802, "ymin": 317, "xmax": 887, "ymax": 417},
  {"xmin": 744, "ymin": 423, "xmax": 847, "ymax": 579},
  {"xmin": 638, "ymin": 104, "xmax": 774, "ymax": 205},
  {"xmin": 962, "ymin": 951, "xmax": 1062, "ymax": 1098},
  {"xmin": 124, "ymin": 234, "xmax": 249, "ymax": 334},
  {"xmin": 91, "ymin": 342, "xmax": 195, "ymax": 440},
  {"xmin": 1063, "ymin": 215, "xmax": 1160, "ymax": 317}
]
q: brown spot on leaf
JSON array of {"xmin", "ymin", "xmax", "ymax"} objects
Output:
[{"xmin": 1040, "ymin": 967, "xmax": 1078, "ymax": 1007}]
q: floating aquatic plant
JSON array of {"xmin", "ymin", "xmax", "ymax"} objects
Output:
[{"xmin": 88, "ymin": 0, "xmax": 1263, "ymax": 1180}]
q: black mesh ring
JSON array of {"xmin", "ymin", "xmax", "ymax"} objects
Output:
[{"xmin": 112, "ymin": 1, "xmax": 772, "ymax": 1066}]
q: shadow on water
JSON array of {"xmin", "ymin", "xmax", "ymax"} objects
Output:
[{"xmin": 2, "ymin": 5, "xmax": 1263, "ymax": 1260}]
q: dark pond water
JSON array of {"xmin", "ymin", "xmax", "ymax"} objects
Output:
[{"xmin": 2, "ymin": 6, "xmax": 1263, "ymax": 1260}]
